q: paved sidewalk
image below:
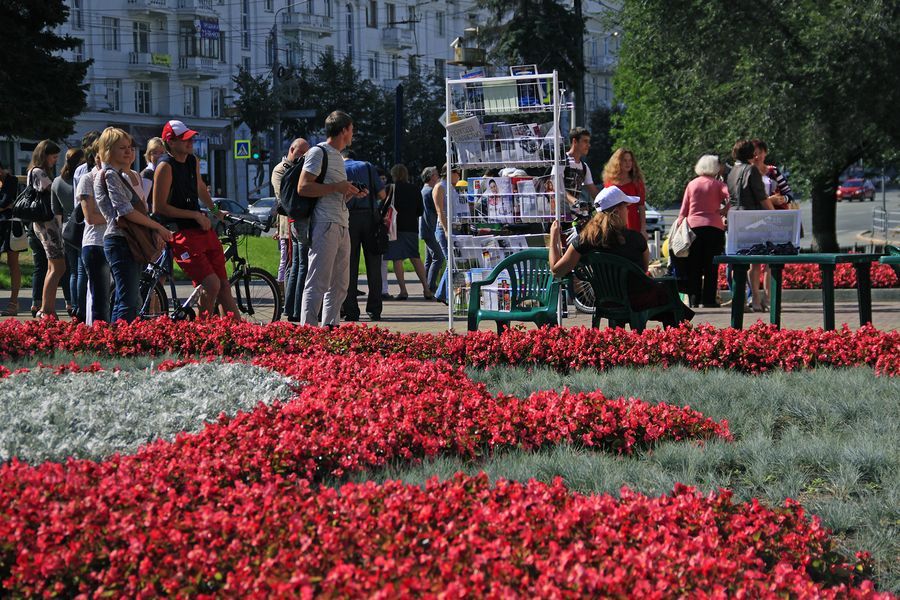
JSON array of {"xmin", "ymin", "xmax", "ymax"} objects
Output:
[{"xmin": 3, "ymin": 277, "xmax": 898, "ymax": 334}]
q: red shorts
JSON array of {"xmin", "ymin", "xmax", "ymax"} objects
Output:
[{"xmin": 170, "ymin": 228, "xmax": 227, "ymax": 284}]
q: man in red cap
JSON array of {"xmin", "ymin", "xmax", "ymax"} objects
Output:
[{"xmin": 152, "ymin": 120, "xmax": 239, "ymax": 319}]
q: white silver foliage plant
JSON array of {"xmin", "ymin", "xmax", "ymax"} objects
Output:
[{"xmin": 0, "ymin": 362, "xmax": 294, "ymax": 464}]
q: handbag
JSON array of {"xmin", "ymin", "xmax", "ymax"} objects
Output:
[
  {"xmin": 371, "ymin": 171, "xmax": 391, "ymax": 255},
  {"xmin": 12, "ymin": 170, "xmax": 53, "ymax": 222},
  {"xmin": 670, "ymin": 218, "xmax": 696, "ymax": 258},
  {"xmin": 62, "ymin": 203, "xmax": 85, "ymax": 249},
  {"xmin": 101, "ymin": 169, "xmax": 166, "ymax": 264},
  {"xmin": 8, "ymin": 219, "xmax": 28, "ymax": 252}
]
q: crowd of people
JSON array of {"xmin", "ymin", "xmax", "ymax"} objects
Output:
[{"xmin": 0, "ymin": 111, "xmax": 795, "ymax": 330}]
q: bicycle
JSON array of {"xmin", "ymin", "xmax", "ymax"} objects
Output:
[{"xmin": 134, "ymin": 214, "xmax": 283, "ymax": 323}]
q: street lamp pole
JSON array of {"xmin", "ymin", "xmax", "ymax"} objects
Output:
[{"xmin": 270, "ymin": 1, "xmax": 311, "ymax": 165}]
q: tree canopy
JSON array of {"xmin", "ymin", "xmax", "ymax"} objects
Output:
[
  {"xmin": 0, "ymin": 0, "xmax": 90, "ymax": 140},
  {"xmin": 613, "ymin": 0, "xmax": 900, "ymax": 250},
  {"xmin": 476, "ymin": 0, "xmax": 585, "ymax": 88}
]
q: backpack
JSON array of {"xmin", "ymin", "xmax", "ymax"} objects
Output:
[{"xmin": 277, "ymin": 143, "xmax": 329, "ymax": 219}]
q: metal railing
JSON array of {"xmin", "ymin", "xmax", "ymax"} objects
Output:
[{"xmin": 872, "ymin": 206, "xmax": 900, "ymax": 240}]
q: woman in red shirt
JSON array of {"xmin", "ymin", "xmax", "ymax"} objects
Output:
[
  {"xmin": 602, "ymin": 148, "xmax": 647, "ymax": 237},
  {"xmin": 676, "ymin": 155, "xmax": 730, "ymax": 308}
]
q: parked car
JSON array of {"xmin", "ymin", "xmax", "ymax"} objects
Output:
[
  {"xmin": 206, "ymin": 198, "xmax": 263, "ymax": 236},
  {"xmin": 645, "ymin": 205, "xmax": 666, "ymax": 235},
  {"xmin": 836, "ymin": 179, "xmax": 875, "ymax": 202},
  {"xmin": 249, "ymin": 196, "xmax": 278, "ymax": 224}
]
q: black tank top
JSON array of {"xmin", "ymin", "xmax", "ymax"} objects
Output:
[{"xmin": 157, "ymin": 153, "xmax": 200, "ymax": 230}]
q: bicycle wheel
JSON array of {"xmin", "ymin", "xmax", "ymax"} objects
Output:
[
  {"xmin": 140, "ymin": 281, "xmax": 169, "ymax": 319},
  {"xmin": 228, "ymin": 267, "xmax": 282, "ymax": 324},
  {"xmin": 572, "ymin": 274, "xmax": 596, "ymax": 314}
]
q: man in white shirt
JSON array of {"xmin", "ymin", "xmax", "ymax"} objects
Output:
[{"xmin": 298, "ymin": 111, "xmax": 363, "ymax": 327}]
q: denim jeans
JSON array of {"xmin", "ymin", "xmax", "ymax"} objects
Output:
[
  {"xmin": 64, "ymin": 243, "xmax": 85, "ymax": 318},
  {"xmin": 283, "ymin": 219, "xmax": 310, "ymax": 320},
  {"xmin": 434, "ymin": 226, "xmax": 449, "ymax": 303},
  {"xmin": 420, "ymin": 213, "xmax": 442, "ymax": 293},
  {"xmin": 82, "ymin": 244, "xmax": 111, "ymax": 324},
  {"xmin": 104, "ymin": 236, "xmax": 141, "ymax": 323},
  {"xmin": 28, "ymin": 232, "xmax": 47, "ymax": 309}
]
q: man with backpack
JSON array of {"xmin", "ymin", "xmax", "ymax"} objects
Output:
[
  {"xmin": 298, "ymin": 111, "xmax": 363, "ymax": 327},
  {"xmin": 341, "ymin": 149, "xmax": 386, "ymax": 322},
  {"xmin": 271, "ymin": 137, "xmax": 310, "ymax": 322}
]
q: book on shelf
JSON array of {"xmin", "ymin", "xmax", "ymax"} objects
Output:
[{"xmin": 482, "ymin": 80, "xmax": 519, "ymax": 115}]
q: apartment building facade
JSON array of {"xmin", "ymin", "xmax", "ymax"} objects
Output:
[{"xmin": 3, "ymin": 0, "xmax": 617, "ymax": 199}]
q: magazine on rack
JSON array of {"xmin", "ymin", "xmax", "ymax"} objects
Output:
[{"xmin": 445, "ymin": 115, "xmax": 484, "ymax": 163}]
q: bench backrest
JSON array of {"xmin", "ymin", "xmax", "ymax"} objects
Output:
[{"xmin": 486, "ymin": 249, "xmax": 556, "ymax": 308}]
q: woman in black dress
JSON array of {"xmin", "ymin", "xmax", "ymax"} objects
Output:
[{"xmin": 383, "ymin": 164, "xmax": 434, "ymax": 300}]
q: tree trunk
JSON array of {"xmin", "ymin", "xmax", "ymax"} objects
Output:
[{"xmin": 810, "ymin": 173, "xmax": 840, "ymax": 252}]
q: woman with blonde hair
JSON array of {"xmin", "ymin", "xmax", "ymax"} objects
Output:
[
  {"xmin": 141, "ymin": 136, "xmax": 165, "ymax": 205},
  {"xmin": 676, "ymin": 154, "xmax": 730, "ymax": 308},
  {"xmin": 549, "ymin": 186, "xmax": 693, "ymax": 328},
  {"xmin": 94, "ymin": 127, "xmax": 172, "ymax": 322},
  {"xmin": 28, "ymin": 140, "xmax": 63, "ymax": 319},
  {"xmin": 602, "ymin": 148, "xmax": 647, "ymax": 238}
]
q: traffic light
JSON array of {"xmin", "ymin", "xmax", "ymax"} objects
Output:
[
  {"xmin": 251, "ymin": 149, "xmax": 260, "ymax": 161},
  {"xmin": 259, "ymin": 149, "xmax": 270, "ymax": 162}
]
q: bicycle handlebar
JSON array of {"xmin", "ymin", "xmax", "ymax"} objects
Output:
[{"xmin": 222, "ymin": 213, "xmax": 270, "ymax": 233}]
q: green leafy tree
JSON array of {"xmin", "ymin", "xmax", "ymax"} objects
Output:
[
  {"xmin": 0, "ymin": 1, "xmax": 90, "ymax": 139},
  {"xmin": 476, "ymin": 0, "xmax": 585, "ymax": 88},
  {"xmin": 586, "ymin": 103, "xmax": 623, "ymax": 182},
  {"xmin": 284, "ymin": 53, "xmax": 391, "ymax": 167},
  {"xmin": 232, "ymin": 67, "xmax": 282, "ymax": 139},
  {"xmin": 383, "ymin": 67, "xmax": 447, "ymax": 176},
  {"xmin": 614, "ymin": 0, "xmax": 900, "ymax": 250}
]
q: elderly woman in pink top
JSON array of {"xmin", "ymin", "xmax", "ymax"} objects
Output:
[{"xmin": 676, "ymin": 155, "xmax": 730, "ymax": 308}]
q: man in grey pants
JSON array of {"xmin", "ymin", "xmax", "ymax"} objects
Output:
[{"xmin": 298, "ymin": 111, "xmax": 362, "ymax": 327}]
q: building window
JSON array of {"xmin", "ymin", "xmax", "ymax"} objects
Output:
[
  {"xmin": 408, "ymin": 54, "xmax": 417, "ymax": 73},
  {"xmin": 72, "ymin": 40, "xmax": 84, "ymax": 63},
  {"xmin": 407, "ymin": 5, "xmax": 415, "ymax": 30},
  {"xmin": 181, "ymin": 20, "xmax": 220, "ymax": 59},
  {"xmin": 70, "ymin": 0, "xmax": 83, "ymax": 29},
  {"xmin": 366, "ymin": 0, "xmax": 377, "ymax": 27},
  {"xmin": 135, "ymin": 81, "xmax": 151, "ymax": 114},
  {"xmin": 265, "ymin": 36, "xmax": 274, "ymax": 66},
  {"xmin": 105, "ymin": 79, "xmax": 121, "ymax": 112},
  {"xmin": 325, "ymin": 0, "xmax": 332, "ymax": 18},
  {"xmin": 346, "ymin": 4, "xmax": 354, "ymax": 60},
  {"xmin": 241, "ymin": 0, "xmax": 250, "ymax": 49},
  {"xmin": 133, "ymin": 21, "xmax": 150, "ymax": 54},
  {"xmin": 184, "ymin": 85, "xmax": 199, "ymax": 116},
  {"xmin": 242, "ymin": 56, "xmax": 251, "ymax": 71},
  {"xmin": 434, "ymin": 58, "xmax": 445, "ymax": 78},
  {"xmin": 211, "ymin": 87, "xmax": 224, "ymax": 118},
  {"xmin": 368, "ymin": 52, "xmax": 379, "ymax": 79},
  {"xmin": 102, "ymin": 17, "xmax": 120, "ymax": 51},
  {"xmin": 436, "ymin": 11, "xmax": 445, "ymax": 37},
  {"xmin": 390, "ymin": 54, "xmax": 398, "ymax": 78},
  {"xmin": 385, "ymin": 3, "xmax": 395, "ymax": 25},
  {"xmin": 264, "ymin": 0, "xmax": 273, "ymax": 10},
  {"xmin": 219, "ymin": 34, "xmax": 227, "ymax": 62},
  {"xmin": 305, "ymin": 0, "xmax": 314, "ymax": 14}
]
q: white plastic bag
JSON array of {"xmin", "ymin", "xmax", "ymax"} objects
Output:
[
  {"xmin": 9, "ymin": 219, "xmax": 28, "ymax": 252},
  {"xmin": 670, "ymin": 218, "xmax": 696, "ymax": 258}
]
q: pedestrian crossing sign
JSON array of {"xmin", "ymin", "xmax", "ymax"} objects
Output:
[{"xmin": 234, "ymin": 140, "xmax": 251, "ymax": 159}]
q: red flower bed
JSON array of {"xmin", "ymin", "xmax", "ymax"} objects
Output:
[
  {"xmin": 0, "ymin": 330, "xmax": 890, "ymax": 596},
  {"xmin": 717, "ymin": 262, "xmax": 899, "ymax": 290},
  {"xmin": 1, "ymin": 319, "xmax": 897, "ymax": 375}
]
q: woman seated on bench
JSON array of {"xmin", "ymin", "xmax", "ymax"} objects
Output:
[{"xmin": 549, "ymin": 186, "xmax": 694, "ymax": 327}]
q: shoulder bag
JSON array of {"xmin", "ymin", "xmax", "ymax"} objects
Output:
[
  {"xmin": 372, "ymin": 167, "xmax": 391, "ymax": 255},
  {"xmin": 101, "ymin": 169, "xmax": 166, "ymax": 264},
  {"xmin": 670, "ymin": 217, "xmax": 696, "ymax": 258},
  {"xmin": 62, "ymin": 203, "xmax": 85, "ymax": 249},
  {"xmin": 12, "ymin": 170, "xmax": 54, "ymax": 222},
  {"xmin": 8, "ymin": 219, "xmax": 28, "ymax": 252}
]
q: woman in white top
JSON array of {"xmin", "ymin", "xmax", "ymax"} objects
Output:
[
  {"xmin": 29, "ymin": 140, "xmax": 63, "ymax": 319},
  {"xmin": 77, "ymin": 151, "xmax": 111, "ymax": 324}
]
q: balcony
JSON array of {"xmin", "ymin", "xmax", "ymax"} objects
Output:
[
  {"xmin": 281, "ymin": 12, "xmax": 333, "ymax": 37},
  {"xmin": 126, "ymin": 0, "xmax": 170, "ymax": 15},
  {"xmin": 128, "ymin": 51, "xmax": 172, "ymax": 77},
  {"xmin": 178, "ymin": 55, "xmax": 219, "ymax": 80},
  {"xmin": 382, "ymin": 28, "xmax": 414, "ymax": 52},
  {"xmin": 586, "ymin": 55, "xmax": 617, "ymax": 74},
  {"xmin": 175, "ymin": 0, "xmax": 215, "ymax": 17}
]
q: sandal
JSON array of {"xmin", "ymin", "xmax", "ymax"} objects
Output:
[
  {"xmin": 396, "ymin": 293, "xmax": 408, "ymax": 301},
  {"xmin": 35, "ymin": 310, "xmax": 58, "ymax": 320},
  {"xmin": 1, "ymin": 302, "xmax": 18, "ymax": 317}
]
